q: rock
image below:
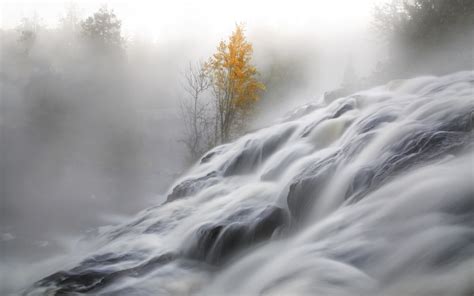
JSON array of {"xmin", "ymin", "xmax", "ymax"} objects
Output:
[
  {"xmin": 166, "ymin": 171, "xmax": 218, "ymax": 202},
  {"xmin": 186, "ymin": 206, "xmax": 288, "ymax": 265},
  {"xmin": 287, "ymin": 158, "xmax": 335, "ymax": 221},
  {"xmin": 34, "ymin": 253, "xmax": 175, "ymax": 294}
]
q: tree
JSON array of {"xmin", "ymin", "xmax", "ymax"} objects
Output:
[
  {"xmin": 205, "ymin": 24, "xmax": 265, "ymax": 143},
  {"xmin": 374, "ymin": 0, "xmax": 473, "ymax": 43},
  {"xmin": 179, "ymin": 62, "xmax": 214, "ymax": 161},
  {"xmin": 80, "ymin": 7, "xmax": 124, "ymax": 53},
  {"xmin": 60, "ymin": 3, "xmax": 81, "ymax": 34},
  {"xmin": 372, "ymin": 0, "xmax": 474, "ymax": 77},
  {"xmin": 179, "ymin": 25, "xmax": 265, "ymax": 160},
  {"xmin": 17, "ymin": 14, "xmax": 42, "ymax": 54}
]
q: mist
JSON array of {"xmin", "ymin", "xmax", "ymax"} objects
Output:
[{"xmin": 1, "ymin": 0, "xmax": 473, "ymax": 295}]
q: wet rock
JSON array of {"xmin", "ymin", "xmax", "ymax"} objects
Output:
[
  {"xmin": 250, "ymin": 206, "xmax": 288, "ymax": 242},
  {"xmin": 166, "ymin": 171, "xmax": 218, "ymax": 202},
  {"xmin": 358, "ymin": 113, "xmax": 397, "ymax": 134},
  {"xmin": 207, "ymin": 223, "xmax": 249, "ymax": 264},
  {"xmin": 346, "ymin": 124, "xmax": 471, "ymax": 203},
  {"xmin": 186, "ymin": 206, "xmax": 288, "ymax": 265},
  {"xmin": 200, "ymin": 144, "xmax": 230, "ymax": 164},
  {"xmin": 188, "ymin": 224, "xmax": 224, "ymax": 261},
  {"xmin": 33, "ymin": 253, "xmax": 175, "ymax": 294},
  {"xmin": 333, "ymin": 101, "xmax": 355, "ymax": 118},
  {"xmin": 287, "ymin": 158, "xmax": 336, "ymax": 221},
  {"xmin": 345, "ymin": 168, "xmax": 375, "ymax": 202},
  {"xmin": 300, "ymin": 117, "xmax": 330, "ymax": 138},
  {"xmin": 223, "ymin": 127, "xmax": 295, "ymax": 176},
  {"xmin": 200, "ymin": 151, "xmax": 216, "ymax": 163},
  {"xmin": 282, "ymin": 103, "xmax": 320, "ymax": 122}
]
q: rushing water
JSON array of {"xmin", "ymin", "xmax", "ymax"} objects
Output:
[{"xmin": 24, "ymin": 72, "xmax": 474, "ymax": 295}]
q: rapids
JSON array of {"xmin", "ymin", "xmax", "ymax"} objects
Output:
[{"xmin": 24, "ymin": 71, "xmax": 474, "ymax": 295}]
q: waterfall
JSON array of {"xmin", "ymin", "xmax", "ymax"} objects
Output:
[{"xmin": 25, "ymin": 71, "xmax": 474, "ymax": 295}]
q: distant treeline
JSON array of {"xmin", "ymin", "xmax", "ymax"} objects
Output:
[{"xmin": 343, "ymin": 0, "xmax": 474, "ymax": 94}]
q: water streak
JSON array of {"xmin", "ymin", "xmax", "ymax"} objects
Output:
[{"xmin": 24, "ymin": 72, "xmax": 474, "ymax": 295}]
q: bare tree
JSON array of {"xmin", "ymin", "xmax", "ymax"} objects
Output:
[{"xmin": 179, "ymin": 62, "xmax": 214, "ymax": 161}]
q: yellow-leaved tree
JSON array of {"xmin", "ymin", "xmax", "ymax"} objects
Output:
[{"xmin": 205, "ymin": 24, "xmax": 265, "ymax": 143}]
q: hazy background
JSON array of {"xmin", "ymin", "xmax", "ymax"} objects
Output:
[{"xmin": 1, "ymin": 0, "xmax": 472, "ymax": 293}]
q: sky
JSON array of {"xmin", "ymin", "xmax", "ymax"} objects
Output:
[
  {"xmin": 1, "ymin": 0, "xmax": 385, "ymax": 40},
  {"xmin": 0, "ymin": 0, "xmax": 388, "ymax": 84}
]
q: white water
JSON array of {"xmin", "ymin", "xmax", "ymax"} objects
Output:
[{"xmin": 24, "ymin": 72, "xmax": 474, "ymax": 295}]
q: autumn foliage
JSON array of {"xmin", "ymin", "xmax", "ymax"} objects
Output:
[
  {"xmin": 180, "ymin": 24, "xmax": 265, "ymax": 161},
  {"xmin": 205, "ymin": 24, "xmax": 265, "ymax": 142}
]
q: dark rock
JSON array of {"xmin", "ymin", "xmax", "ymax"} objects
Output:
[
  {"xmin": 300, "ymin": 117, "xmax": 330, "ymax": 137},
  {"xmin": 345, "ymin": 167, "xmax": 375, "ymax": 202},
  {"xmin": 207, "ymin": 223, "xmax": 249, "ymax": 264},
  {"xmin": 186, "ymin": 206, "xmax": 288, "ymax": 265},
  {"xmin": 223, "ymin": 127, "xmax": 295, "ymax": 176},
  {"xmin": 357, "ymin": 113, "xmax": 397, "ymax": 134},
  {"xmin": 166, "ymin": 171, "xmax": 218, "ymax": 202},
  {"xmin": 301, "ymin": 99, "xmax": 355, "ymax": 138},
  {"xmin": 333, "ymin": 101, "xmax": 355, "ymax": 118},
  {"xmin": 250, "ymin": 206, "xmax": 289, "ymax": 242},
  {"xmin": 34, "ymin": 253, "xmax": 175, "ymax": 294},
  {"xmin": 200, "ymin": 151, "xmax": 216, "ymax": 163},
  {"xmin": 200, "ymin": 144, "xmax": 230, "ymax": 164},
  {"xmin": 346, "ymin": 120, "xmax": 472, "ymax": 203},
  {"xmin": 188, "ymin": 224, "xmax": 224, "ymax": 261},
  {"xmin": 287, "ymin": 158, "xmax": 336, "ymax": 221}
]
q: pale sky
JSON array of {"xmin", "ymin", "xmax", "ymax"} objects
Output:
[{"xmin": 1, "ymin": 0, "xmax": 385, "ymax": 40}]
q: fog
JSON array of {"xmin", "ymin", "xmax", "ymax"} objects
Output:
[{"xmin": 1, "ymin": 0, "xmax": 472, "ymax": 294}]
